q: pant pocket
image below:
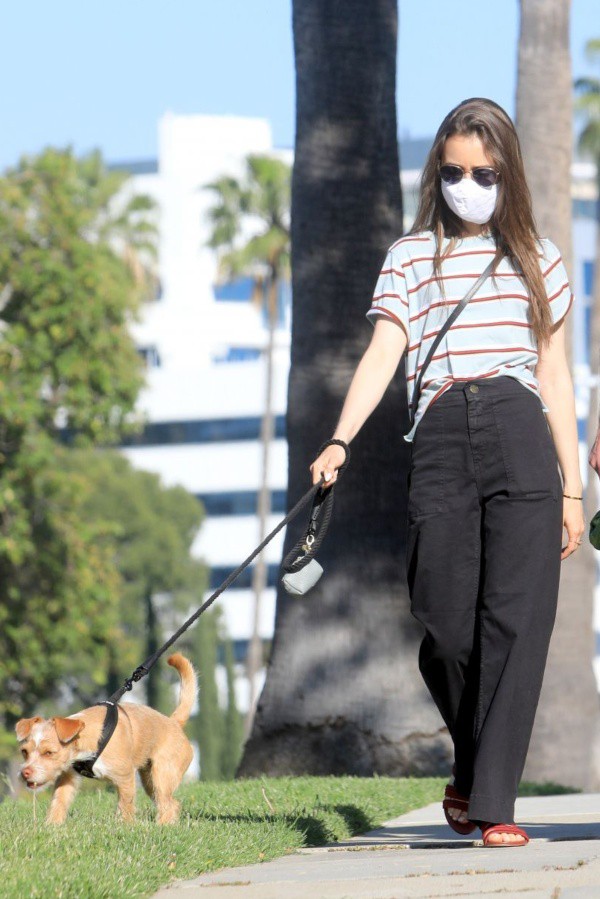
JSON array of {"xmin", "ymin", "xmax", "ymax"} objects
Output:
[
  {"xmin": 491, "ymin": 392, "xmax": 559, "ymax": 499},
  {"xmin": 408, "ymin": 409, "xmax": 446, "ymax": 515}
]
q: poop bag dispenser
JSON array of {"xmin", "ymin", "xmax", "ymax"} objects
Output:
[
  {"xmin": 281, "ymin": 440, "xmax": 350, "ymax": 596},
  {"xmin": 281, "ymin": 488, "xmax": 329, "ymax": 595}
]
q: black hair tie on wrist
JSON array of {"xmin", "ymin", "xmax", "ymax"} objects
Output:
[{"xmin": 317, "ymin": 438, "xmax": 351, "ymax": 478}]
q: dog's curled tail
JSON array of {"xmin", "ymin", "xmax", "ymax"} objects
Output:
[{"xmin": 167, "ymin": 654, "xmax": 198, "ymax": 726}]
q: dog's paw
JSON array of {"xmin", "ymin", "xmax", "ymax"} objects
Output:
[{"xmin": 46, "ymin": 811, "xmax": 67, "ymax": 825}]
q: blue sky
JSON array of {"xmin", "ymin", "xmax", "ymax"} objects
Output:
[{"xmin": 0, "ymin": 0, "xmax": 597, "ymax": 169}]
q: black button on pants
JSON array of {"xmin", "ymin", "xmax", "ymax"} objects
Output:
[{"xmin": 407, "ymin": 377, "xmax": 563, "ymax": 824}]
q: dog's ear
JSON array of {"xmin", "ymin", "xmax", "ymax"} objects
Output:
[
  {"xmin": 15, "ymin": 717, "xmax": 43, "ymax": 741},
  {"xmin": 52, "ymin": 718, "xmax": 85, "ymax": 744}
]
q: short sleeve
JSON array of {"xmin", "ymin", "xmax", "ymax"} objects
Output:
[
  {"xmin": 366, "ymin": 246, "xmax": 410, "ymax": 338},
  {"xmin": 541, "ymin": 240, "xmax": 574, "ymax": 326}
]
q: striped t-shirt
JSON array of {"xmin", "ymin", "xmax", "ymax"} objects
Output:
[{"xmin": 366, "ymin": 231, "xmax": 573, "ymax": 442}]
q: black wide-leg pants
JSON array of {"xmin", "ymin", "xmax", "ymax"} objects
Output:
[{"xmin": 406, "ymin": 377, "xmax": 563, "ymax": 824}]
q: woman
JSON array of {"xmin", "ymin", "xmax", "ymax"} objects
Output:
[{"xmin": 310, "ymin": 98, "xmax": 584, "ymax": 847}]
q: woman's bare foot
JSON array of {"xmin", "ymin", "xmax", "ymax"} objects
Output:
[
  {"xmin": 484, "ymin": 828, "xmax": 526, "ymax": 845},
  {"xmin": 446, "ymin": 771, "xmax": 469, "ymax": 824},
  {"xmin": 481, "ymin": 823, "xmax": 529, "ymax": 847},
  {"xmin": 446, "ymin": 803, "xmax": 470, "ymax": 825}
]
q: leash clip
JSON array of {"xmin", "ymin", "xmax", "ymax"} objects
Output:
[{"xmin": 302, "ymin": 533, "xmax": 315, "ymax": 552}]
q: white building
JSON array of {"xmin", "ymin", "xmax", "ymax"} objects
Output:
[{"xmin": 116, "ymin": 114, "xmax": 599, "ymax": 705}]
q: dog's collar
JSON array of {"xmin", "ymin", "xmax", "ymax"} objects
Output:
[{"xmin": 72, "ymin": 701, "xmax": 119, "ymax": 779}]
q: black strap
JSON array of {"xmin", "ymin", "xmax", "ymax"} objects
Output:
[
  {"xmin": 282, "ymin": 439, "xmax": 350, "ymax": 574},
  {"xmin": 72, "ymin": 701, "xmax": 119, "ymax": 779},
  {"xmin": 409, "ymin": 258, "xmax": 497, "ymax": 425}
]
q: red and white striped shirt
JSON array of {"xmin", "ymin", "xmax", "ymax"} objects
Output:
[{"xmin": 366, "ymin": 231, "xmax": 573, "ymax": 442}]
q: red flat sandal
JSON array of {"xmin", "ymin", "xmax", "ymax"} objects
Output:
[
  {"xmin": 481, "ymin": 823, "xmax": 529, "ymax": 847},
  {"xmin": 443, "ymin": 783, "xmax": 477, "ymax": 835}
]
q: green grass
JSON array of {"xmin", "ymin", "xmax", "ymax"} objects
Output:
[
  {"xmin": 517, "ymin": 780, "xmax": 580, "ymax": 797},
  {"xmin": 0, "ymin": 776, "xmax": 442, "ymax": 898},
  {"xmin": 0, "ymin": 776, "xmax": 576, "ymax": 898}
]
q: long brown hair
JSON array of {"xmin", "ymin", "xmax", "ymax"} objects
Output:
[{"xmin": 411, "ymin": 98, "xmax": 553, "ymax": 346}]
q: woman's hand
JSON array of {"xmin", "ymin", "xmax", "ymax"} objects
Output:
[
  {"xmin": 309, "ymin": 444, "xmax": 347, "ymax": 489},
  {"xmin": 561, "ymin": 496, "xmax": 585, "ymax": 561}
]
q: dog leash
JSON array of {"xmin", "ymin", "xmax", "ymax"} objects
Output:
[{"xmin": 73, "ymin": 439, "xmax": 350, "ymax": 778}]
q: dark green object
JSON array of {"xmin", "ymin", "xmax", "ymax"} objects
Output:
[{"xmin": 589, "ymin": 511, "xmax": 600, "ymax": 550}]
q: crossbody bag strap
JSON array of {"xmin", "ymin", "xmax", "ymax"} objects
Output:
[{"xmin": 409, "ymin": 257, "xmax": 498, "ymax": 426}]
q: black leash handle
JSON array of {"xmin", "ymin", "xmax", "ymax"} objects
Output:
[
  {"xmin": 107, "ymin": 445, "xmax": 348, "ymax": 704},
  {"xmin": 282, "ymin": 439, "xmax": 350, "ymax": 574}
]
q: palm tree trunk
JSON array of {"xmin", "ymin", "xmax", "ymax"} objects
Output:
[
  {"xmin": 516, "ymin": 0, "xmax": 600, "ymax": 790},
  {"xmin": 516, "ymin": 0, "xmax": 574, "ymax": 280},
  {"xmin": 245, "ymin": 276, "xmax": 277, "ymax": 734},
  {"xmin": 239, "ymin": 0, "xmax": 452, "ymax": 777}
]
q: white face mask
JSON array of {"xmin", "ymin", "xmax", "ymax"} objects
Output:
[{"xmin": 441, "ymin": 176, "xmax": 498, "ymax": 225}]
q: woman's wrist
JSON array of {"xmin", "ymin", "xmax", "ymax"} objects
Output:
[
  {"xmin": 563, "ymin": 481, "xmax": 583, "ymax": 496},
  {"xmin": 332, "ymin": 427, "xmax": 353, "ymax": 444}
]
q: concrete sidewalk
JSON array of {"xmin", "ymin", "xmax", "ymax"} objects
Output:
[{"xmin": 154, "ymin": 793, "xmax": 600, "ymax": 898}]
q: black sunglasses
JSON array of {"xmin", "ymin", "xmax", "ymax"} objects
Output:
[{"xmin": 439, "ymin": 164, "xmax": 500, "ymax": 188}]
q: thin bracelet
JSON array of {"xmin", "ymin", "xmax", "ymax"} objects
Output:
[{"xmin": 563, "ymin": 493, "xmax": 583, "ymax": 500}]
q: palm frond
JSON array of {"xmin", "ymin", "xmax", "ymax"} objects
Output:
[
  {"xmin": 585, "ymin": 38, "xmax": 600, "ymax": 64},
  {"xmin": 203, "ymin": 175, "xmax": 248, "ymax": 251},
  {"xmin": 575, "ymin": 94, "xmax": 600, "ymax": 121},
  {"xmin": 578, "ymin": 121, "xmax": 600, "ymax": 160},
  {"xmin": 204, "ymin": 154, "xmax": 291, "ymax": 284},
  {"xmin": 575, "ymin": 60, "xmax": 600, "ymax": 164},
  {"xmin": 575, "ymin": 77, "xmax": 600, "ymax": 95}
]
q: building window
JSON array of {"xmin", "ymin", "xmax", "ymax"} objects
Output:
[
  {"xmin": 196, "ymin": 490, "xmax": 287, "ymax": 516},
  {"xmin": 227, "ymin": 639, "xmax": 271, "ymax": 664},
  {"xmin": 122, "ymin": 414, "xmax": 286, "ymax": 447},
  {"xmin": 213, "ymin": 347, "xmax": 262, "ymax": 364},
  {"xmin": 259, "ymin": 280, "xmax": 291, "ymax": 329},
  {"xmin": 584, "ymin": 260, "xmax": 595, "ymax": 298},
  {"xmin": 208, "ymin": 563, "xmax": 279, "ymax": 591},
  {"xmin": 137, "ymin": 345, "xmax": 162, "ymax": 368},
  {"xmin": 214, "ymin": 277, "xmax": 291, "ymax": 329},
  {"xmin": 213, "ymin": 277, "xmax": 254, "ymax": 302},
  {"xmin": 573, "ymin": 199, "xmax": 597, "ymax": 221}
]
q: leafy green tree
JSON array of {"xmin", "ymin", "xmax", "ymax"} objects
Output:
[
  {"xmin": 192, "ymin": 608, "xmax": 223, "ymax": 781},
  {"xmin": 221, "ymin": 635, "xmax": 244, "ymax": 779},
  {"xmin": 0, "ymin": 439, "xmax": 122, "ymax": 722},
  {"xmin": 205, "ymin": 156, "xmax": 291, "ymax": 726},
  {"xmin": 0, "ymin": 148, "xmax": 154, "ymax": 726},
  {"xmin": 188, "ymin": 608, "xmax": 244, "ymax": 781},
  {"xmin": 0, "ymin": 148, "xmax": 154, "ymax": 443}
]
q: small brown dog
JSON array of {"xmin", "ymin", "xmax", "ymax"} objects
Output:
[{"xmin": 15, "ymin": 653, "xmax": 196, "ymax": 825}]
